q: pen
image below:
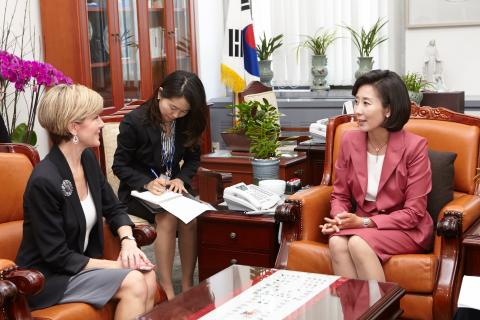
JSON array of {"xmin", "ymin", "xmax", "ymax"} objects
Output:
[{"xmin": 149, "ymin": 168, "xmax": 159, "ymax": 179}]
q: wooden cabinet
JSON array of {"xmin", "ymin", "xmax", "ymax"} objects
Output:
[
  {"xmin": 463, "ymin": 219, "xmax": 480, "ymax": 276},
  {"xmin": 197, "ymin": 210, "xmax": 279, "ymax": 281},
  {"xmin": 40, "ymin": 0, "xmax": 197, "ymax": 113}
]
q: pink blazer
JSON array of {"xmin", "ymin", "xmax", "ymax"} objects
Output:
[{"xmin": 330, "ymin": 129, "xmax": 434, "ymax": 250}]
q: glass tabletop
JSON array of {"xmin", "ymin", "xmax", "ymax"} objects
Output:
[{"xmin": 138, "ymin": 265, "xmax": 404, "ymax": 320}]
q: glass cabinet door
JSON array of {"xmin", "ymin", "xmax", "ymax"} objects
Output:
[
  {"xmin": 173, "ymin": 0, "xmax": 192, "ymax": 72},
  {"xmin": 87, "ymin": 0, "xmax": 113, "ymax": 106},
  {"xmin": 117, "ymin": 0, "xmax": 141, "ymax": 103},
  {"xmin": 148, "ymin": 0, "xmax": 167, "ymax": 91}
]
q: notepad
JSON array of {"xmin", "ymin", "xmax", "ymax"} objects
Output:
[
  {"xmin": 131, "ymin": 190, "xmax": 216, "ymax": 224},
  {"xmin": 457, "ymin": 275, "xmax": 480, "ymax": 310}
]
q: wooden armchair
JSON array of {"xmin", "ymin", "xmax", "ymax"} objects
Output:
[
  {"xmin": 274, "ymin": 105, "xmax": 480, "ymax": 320},
  {"xmin": 0, "ymin": 143, "xmax": 166, "ymax": 320}
]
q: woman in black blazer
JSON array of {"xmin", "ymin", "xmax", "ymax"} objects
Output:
[
  {"xmin": 16, "ymin": 84, "xmax": 157, "ymax": 319},
  {"xmin": 113, "ymin": 70, "xmax": 208, "ymax": 299}
]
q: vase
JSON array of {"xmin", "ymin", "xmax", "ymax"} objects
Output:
[
  {"xmin": 311, "ymin": 55, "xmax": 329, "ymax": 91},
  {"xmin": 408, "ymin": 91, "xmax": 423, "ymax": 105},
  {"xmin": 354, "ymin": 56, "xmax": 374, "ymax": 79},
  {"xmin": 259, "ymin": 60, "xmax": 274, "ymax": 87},
  {"xmin": 252, "ymin": 158, "xmax": 280, "ymax": 185},
  {"xmin": 220, "ymin": 132, "xmax": 251, "ymax": 152}
]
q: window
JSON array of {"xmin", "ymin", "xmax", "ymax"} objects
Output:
[{"xmin": 251, "ymin": 0, "xmax": 405, "ymax": 86}]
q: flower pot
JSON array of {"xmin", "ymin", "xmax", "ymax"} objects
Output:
[
  {"xmin": 355, "ymin": 56, "xmax": 374, "ymax": 79},
  {"xmin": 311, "ymin": 55, "xmax": 329, "ymax": 91},
  {"xmin": 408, "ymin": 91, "xmax": 423, "ymax": 105},
  {"xmin": 221, "ymin": 132, "xmax": 250, "ymax": 152},
  {"xmin": 252, "ymin": 158, "xmax": 280, "ymax": 185},
  {"xmin": 259, "ymin": 60, "xmax": 274, "ymax": 87}
]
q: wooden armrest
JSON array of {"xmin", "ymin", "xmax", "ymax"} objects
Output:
[
  {"xmin": 133, "ymin": 224, "xmax": 157, "ymax": 247},
  {"xmin": 0, "ymin": 280, "xmax": 17, "ymax": 307},
  {"xmin": 437, "ymin": 194, "xmax": 480, "ymax": 237}
]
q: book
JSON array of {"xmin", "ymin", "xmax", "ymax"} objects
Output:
[{"xmin": 131, "ymin": 190, "xmax": 216, "ymax": 224}]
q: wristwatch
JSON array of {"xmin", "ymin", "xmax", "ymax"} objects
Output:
[
  {"xmin": 363, "ymin": 218, "xmax": 370, "ymax": 228},
  {"xmin": 120, "ymin": 235, "xmax": 136, "ymax": 242}
]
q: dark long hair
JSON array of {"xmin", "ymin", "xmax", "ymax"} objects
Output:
[{"xmin": 147, "ymin": 70, "xmax": 207, "ymax": 147}]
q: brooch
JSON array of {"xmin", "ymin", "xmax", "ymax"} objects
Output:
[{"xmin": 61, "ymin": 179, "xmax": 74, "ymax": 197}]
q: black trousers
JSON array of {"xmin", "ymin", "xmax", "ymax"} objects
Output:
[{"xmin": 454, "ymin": 308, "xmax": 480, "ymax": 320}]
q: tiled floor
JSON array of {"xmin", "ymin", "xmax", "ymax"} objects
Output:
[{"xmin": 143, "ymin": 240, "xmax": 199, "ymax": 295}]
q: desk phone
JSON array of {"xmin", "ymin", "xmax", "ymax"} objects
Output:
[{"xmin": 223, "ymin": 182, "xmax": 281, "ymax": 211}]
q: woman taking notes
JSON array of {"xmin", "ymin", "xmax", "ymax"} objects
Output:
[
  {"xmin": 16, "ymin": 84, "xmax": 157, "ymax": 319},
  {"xmin": 113, "ymin": 70, "xmax": 208, "ymax": 299}
]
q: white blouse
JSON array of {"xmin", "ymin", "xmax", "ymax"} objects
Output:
[
  {"xmin": 365, "ymin": 153, "xmax": 385, "ymax": 201},
  {"xmin": 80, "ymin": 185, "xmax": 97, "ymax": 252}
]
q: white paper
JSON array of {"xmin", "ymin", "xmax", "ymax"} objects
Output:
[
  {"xmin": 131, "ymin": 190, "xmax": 215, "ymax": 224},
  {"xmin": 200, "ymin": 269, "xmax": 339, "ymax": 320},
  {"xmin": 458, "ymin": 275, "xmax": 480, "ymax": 310}
]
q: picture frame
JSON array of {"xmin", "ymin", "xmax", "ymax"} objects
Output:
[{"xmin": 407, "ymin": 0, "xmax": 480, "ymax": 28}]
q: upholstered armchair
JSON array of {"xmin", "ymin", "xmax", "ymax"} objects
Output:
[
  {"xmin": 0, "ymin": 143, "xmax": 166, "ymax": 320},
  {"xmin": 274, "ymin": 105, "xmax": 480, "ymax": 320}
]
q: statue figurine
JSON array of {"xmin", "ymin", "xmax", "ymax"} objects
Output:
[{"xmin": 423, "ymin": 40, "xmax": 446, "ymax": 91}]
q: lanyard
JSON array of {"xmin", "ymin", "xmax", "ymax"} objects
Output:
[{"xmin": 161, "ymin": 121, "xmax": 176, "ymax": 178}]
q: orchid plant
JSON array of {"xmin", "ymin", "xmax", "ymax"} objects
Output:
[
  {"xmin": 0, "ymin": 0, "xmax": 72, "ymax": 145},
  {"xmin": 0, "ymin": 50, "xmax": 72, "ymax": 145}
]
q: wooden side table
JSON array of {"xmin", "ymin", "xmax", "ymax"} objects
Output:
[
  {"xmin": 197, "ymin": 210, "xmax": 279, "ymax": 281},
  {"xmin": 463, "ymin": 219, "xmax": 480, "ymax": 276},
  {"xmin": 199, "ymin": 151, "xmax": 307, "ymax": 186}
]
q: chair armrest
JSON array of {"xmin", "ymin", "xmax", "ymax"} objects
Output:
[
  {"xmin": 0, "ymin": 279, "xmax": 16, "ymax": 307},
  {"xmin": 432, "ymin": 194, "xmax": 480, "ymax": 320},
  {"xmin": 274, "ymin": 185, "xmax": 332, "ymax": 269},
  {"xmin": 133, "ymin": 224, "xmax": 157, "ymax": 247},
  {"xmin": 437, "ymin": 194, "xmax": 480, "ymax": 237}
]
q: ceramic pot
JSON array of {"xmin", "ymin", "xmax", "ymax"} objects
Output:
[
  {"xmin": 355, "ymin": 56, "xmax": 374, "ymax": 79},
  {"xmin": 409, "ymin": 91, "xmax": 423, "ymax": 105},
  {"xmin": 311, "ymin": 55, "xmax": 329, "ymax": 91},
  {"xmin": 252, "ymin": 158, "xmax": 280, "ymax": 185},
  {"xmin": 259, "ymin": 60, "xmax": 273, "ymax": 87}
]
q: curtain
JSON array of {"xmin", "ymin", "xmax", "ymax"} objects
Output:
[{"xmin": 251, "ymin": 0, "xmax": 405, "ymax": 86}]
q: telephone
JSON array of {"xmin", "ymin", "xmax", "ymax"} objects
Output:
[{"xmin": 223, "ymin": 182, "xmax": 281, "ymax": 211}]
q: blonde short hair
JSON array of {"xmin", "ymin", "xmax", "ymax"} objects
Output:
[{"xmin": 38, "ymin": 84, "xmax": 103, "ymax": 144}]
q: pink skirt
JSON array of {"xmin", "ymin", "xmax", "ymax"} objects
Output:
[{"xmin": 332, "ymin": 228, "xmax": 425, "ymax": 263}]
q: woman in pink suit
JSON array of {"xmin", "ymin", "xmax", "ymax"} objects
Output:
[{"xmin": 320, "ymin": 69, "xmax": 433, "ymax": 282}]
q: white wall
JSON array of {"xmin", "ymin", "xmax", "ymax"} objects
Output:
[
  {"xmin": 405, "ymin": 26, "xmax": 480, "ymax": 95},
  {"xmin": 194, "ymin": 0, "xmax": 226, "ymax": 100},
  {"xmin": 2, "ymin": 0, "xmax": 48, "ymax": 158}
]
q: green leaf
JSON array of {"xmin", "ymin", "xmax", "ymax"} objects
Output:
[{"xmin": 11, "ymin": 123, "xmax": 37, "ymax": 145}]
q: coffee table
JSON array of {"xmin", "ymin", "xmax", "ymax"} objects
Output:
[{"xmin": 138, "ymin": 265, "xmax": 405, "ymax": 320}]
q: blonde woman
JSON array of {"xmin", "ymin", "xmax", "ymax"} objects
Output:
[{"xmin": 16, "ymin": 84, "xmax": 157, "ymax": 320}]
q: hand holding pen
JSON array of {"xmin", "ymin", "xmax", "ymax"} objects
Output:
[{"xmin": 145, "ymin": 169, "xmax": 169, "ymax": 195}]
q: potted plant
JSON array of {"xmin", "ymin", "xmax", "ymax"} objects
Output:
[
  {"xmin": 256, "ymin": 33, "xmax": 283, "ymax": 86},
  {"xmin": 342, "ymin": 17, "xmax": 388, "ymax": 79},
  {"xmin": 296, "ymin": 29, "xmax": 337, "ymax": 91},
  {"xmin": 223, "ymin": 99, "xmax": 281, "ymax": 182},
  {"xmin": 402, "ymin": 72, "xmax": 431, "ymax": 105}
]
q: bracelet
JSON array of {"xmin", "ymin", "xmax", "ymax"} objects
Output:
[
  {"xmin": 363, "ymin": 218, "xmax": 370, "ymax": 228},
  {"xmin": 120, "ymin": 235, "xmax": 136, "ymax": 243}
]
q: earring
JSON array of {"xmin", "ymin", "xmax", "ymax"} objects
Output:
[
  {"xmin": 72, "ymin": 135, "xmax": 79, "ymax": 144},
  {"xmin": 386, "ymin": 114, "xmax": 390, "ymax": 118}
]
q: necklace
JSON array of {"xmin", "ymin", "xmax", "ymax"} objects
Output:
[{"xmin": 368, "ymin": 139, "xmax": 387, "ymax": 162}]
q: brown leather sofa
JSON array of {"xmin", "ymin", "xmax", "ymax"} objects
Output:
[
  {"xmin": 0, "ymin": 143, "xmax": 167, "ymax": 320},
  {"xmin": 274, "ymin": 105, "xmax": 480, "ymax": 320}
]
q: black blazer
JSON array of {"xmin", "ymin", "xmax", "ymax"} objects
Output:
[
  {"xmin": 113, "ymin": 103, "xmax": 200, "ymax": 203},
  {"xmin": 16, "ymin": 145, "xmax": 133, "ymax": 309}
]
